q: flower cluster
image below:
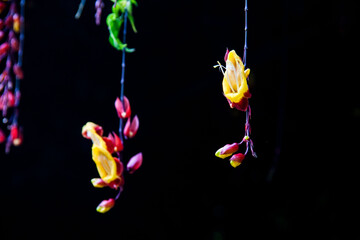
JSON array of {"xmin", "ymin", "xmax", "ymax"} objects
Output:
[
  {"xmin": 82, "ymin": 96, "xmax": 142, "ymax": 213},
  {"xmin": 214, "ymin": 49, "xmax": 256, "ymax": 167},
  {"xmin": 0, "ymin": 0, "xmax": 24, "ymax": 153}
]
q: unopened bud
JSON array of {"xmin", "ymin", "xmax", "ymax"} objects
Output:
[
  {"xmin": 96, "ymin": 198, "xmax": 115, "ymax": 213},
  {"xmin": 229, "ymin": 153, "xmax": 245, "ymax": 168}
]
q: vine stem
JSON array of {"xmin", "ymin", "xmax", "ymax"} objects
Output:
[
  {"xmin": 15, "ymin": 0, "xmax": 25, "ymax": 98},
  {"xmin": 243, "ymin": 0, "xmax": 248, "ymax": 68},
  {"xmin": 118, "ymin": 5, "xmax": 129, "ymax": 143}
]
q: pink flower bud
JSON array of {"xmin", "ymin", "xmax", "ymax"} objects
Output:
[
  {"xmin": 123, "ymin": 115, "xmax": 139, "ymax": 139},
  {"xmin": 229, "ymin": 153, "xmax": 245, "ymax": 168},
  {"xmin": 0, "ymin": 43, "xmax": 9, "ymax": 55},
  {"xmin": 127, "ymin": 152, "xmax": 143, "ymax": 174},
  {"xmin": 0, "ymin": 128, "xmax": 5, "ymax": 143},
  {"xmin": 11, "ymin": 125, "xmax": 23, "ymax": 146},
  {"xmin": 115, "ymin": 96, "xmax": 131, "ymax": 119},
  {"xmin": 13, "ymin": 64, "xmax": 24, "ymax": 79},
  {"xmin": 215, "ymin": 143, "xmax": 239, "ymax": 159},
  {"xmin": 96, "ymin": 198, "xmax": 115, "ymax": 213}
]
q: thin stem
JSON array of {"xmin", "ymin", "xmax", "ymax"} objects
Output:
[
  {"xmin": 115, "ymin": 186, "xmax": 123, "ymax": 200},
  {"xmin": 118, "ymin": 6, "xmax": 129, "ymax": 143},
  {"xmin": 15, "ymin": 0, "xmax": 25, "ymax": 103},
  {"xmin": 243, "ymin": 0, "xmax": 248, "ymax": 68},
  {"xmin": 75, "ymin": 0, "xmax": 87, "ymax": 19}
]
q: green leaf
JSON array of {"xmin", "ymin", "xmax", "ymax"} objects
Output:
[
  {"xmin": 131, "ymin": 0, "xmax": 138, "ymax": 6},
  {"xmin": 106, "ymin": 13, "xmax": 127, "ymax": 50},
  {"xmin": 127, "ymin": 12, "xmax": 137, "ymax": 33}
]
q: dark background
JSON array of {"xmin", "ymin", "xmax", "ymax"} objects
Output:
[{"xmin": 2, "ymin": 0, "xmax": 358, "ymax": 239}]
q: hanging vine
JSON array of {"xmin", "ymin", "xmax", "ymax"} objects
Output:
[
  {"xmin": 214, "ymin": 0, "xmax": 257, "ymax": 167},
  {"xmin": 0, "ymin": 0, "xmax": 25, "ymax": 153},
  {"xmin": 76, "ymin": 0, "xmax": 142, "ymax": 213}
]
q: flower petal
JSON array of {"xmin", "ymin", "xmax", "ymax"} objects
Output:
[{"xmin": 91, "ymin": 178, "xmax": 107, "ymax": 188}]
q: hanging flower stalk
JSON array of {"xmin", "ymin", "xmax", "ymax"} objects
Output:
[
  {"xmin": 214, "ymin": 0, "xmax": 256, "ymax": 168},
  {"xmin": 78, "ymin": 0, "xmax": 142, "ymax": 213},
  {"xmin": 0, "ymin": 0, "xmax": 25, "ymax": 153}
]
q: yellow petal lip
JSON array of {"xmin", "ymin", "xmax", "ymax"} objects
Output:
[
  {"xmin": 230, "ymin": 160, "xmax": 241, "ymax": 168},
  {"xmin": 82, "ymin": 122, "xmax": 119, "ymax": 184}
]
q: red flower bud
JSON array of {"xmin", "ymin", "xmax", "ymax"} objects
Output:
[
  {"xmin": 127, "ymin": 152, "xmax": 143, "ymax": 174},
  {"xmin": 111, "ymin": 131, "xmax": 123, "ymax": 152},
  {"xmin": 0, "ymin": 43, "xmax": 9, "ymax": 55},
  {"xmin": 0, "ymin": 128, "xmax": 5, "ymax": 143},
  {"xmin": 96, "ymin": 198, "xmax": 115, "ymax": 213},
  {"xmin": 215, "ymin": 143, "xmax": 239, "ymax": 159},
  {"xmin": 123, "ymin": 115, "xmax": 139, "ymax": 139},
  {"xmin": 115, "ymin": 96, "xmax": 131, "ymax": 119},
  {"xmin": 13, "ymin": 64, "xmax": 24, "ymax": 79},
  {"xmin": 229, "ymin": 153, "xmax": 245, "ymax": 168}
]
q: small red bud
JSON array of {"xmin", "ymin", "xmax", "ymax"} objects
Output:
[
  {"xmin": 229, "ymin": 153, "xmax": 245, "ymax": 168},
  {"xmin": 111, "ymin": 131, "xmax": 123, "ymax": 152},
  {"xmin": 11, "ymin": 38, "xmax": 19, "ymax": 51},
  {"xmin": 13, "ymin": 64, "xmax": 24, "ymax": 79},
  {"xmin": 96, "ymin": 198, "xmax": 115, "ymax": 213},
  {"xmin": 0, "ymin": 128, "xmax": 5, "ymax": 143},
  {"xmin": 123, "ymin": 115, "xmax": 139, "ymax": 139},
  {"xmin": 115, "ymin": 96, "xmax": 131, "ymax": 119},
  {"xmin": 0, "ymin": 43, "xmax": 9, "ymax": 55}
]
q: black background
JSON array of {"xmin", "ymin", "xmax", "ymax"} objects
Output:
[{"xmin": 2, "ymin": 0, "xmax": 358, "ymax": 239}]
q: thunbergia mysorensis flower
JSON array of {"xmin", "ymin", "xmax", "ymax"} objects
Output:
[
  {"xmin": 217, "ymin": 50, "xmax": 251, "ymax": 111},
  {"xmin": 82, "ymin": 97, "xmax": 142, "ymax": 213},
  {"xmin": 214, "ymin": 49, "xmax": 256, "ymax": 167},
  {"xmin": 0, "ymin": 0, "xmax": 25, "ymax": 153},
  {"xmin": 214, "ymin": 0, "xmax": 257, "ymax": 168}
]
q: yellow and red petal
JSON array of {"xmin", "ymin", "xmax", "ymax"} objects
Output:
[
  {"xmin": 215, "ymin": 143, "xmax": 239, "ymax": 159},
  {"xmin": 82, "ymin": 122, "xmax": 119, "ymax": 184},
  {"xmin": 91, "ymin": 178, "xmax": 108, "ymax": 188},
  {"xmin": 229, "ymin": 153, "xmax": 245, "ymax": 168}
]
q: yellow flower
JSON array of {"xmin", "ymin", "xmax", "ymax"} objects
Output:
[
  {"xmin": 221, "ymin": 50, "xmax": 251, "ymax": 111},
  {"xmin": 82, "ymin": 122, "xmax": 121, "ymax": 185}
]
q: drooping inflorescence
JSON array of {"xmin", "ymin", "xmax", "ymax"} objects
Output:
[
  {"xmin": 78, "ymin": 0, "xmax": 142, "ymax": 213},
  {"xmin": 214, "ymin": 0, "xmax": 256, "ymax": 168},
  {"xmin": 0, "ymin": 0, "xmax": 25, "ymax": 153},
  {"xmin": 82, "ymin": 97, "xmax": 142, "ymax": 213}
]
